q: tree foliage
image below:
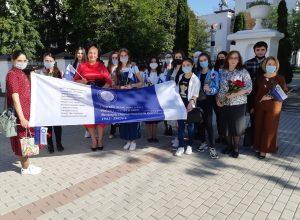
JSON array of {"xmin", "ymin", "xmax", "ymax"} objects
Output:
[
  {"xmin": 0, "ymin": 0, "xmax": 208, "ymax": 61},
  {"xmin": 233, "ymin": 13, "xmax": 246, "ymax": 33},
  {"xmin": 277, "ymin": 0, "xmax": 293, "ymax": 83},
  {"xmin": 0, "ymin": 0, "xmax": 42, "ymax": 58}
]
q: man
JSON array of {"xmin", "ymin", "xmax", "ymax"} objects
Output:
[{"xmin": 244, "ymin": 41, "xmax": 268, "ymax": 147}]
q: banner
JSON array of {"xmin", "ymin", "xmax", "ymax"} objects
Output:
[{"xmin": 29, "ymin": 74, "xmax": 187, "ymax": 127}]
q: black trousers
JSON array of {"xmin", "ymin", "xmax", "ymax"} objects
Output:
[
  {"xmin": 197, "ymin": 96, "xmax": 215, "ymax": 147},
  {"xmin": 47, "ymin": 126, "xmax": 62, "ymax": 146}
]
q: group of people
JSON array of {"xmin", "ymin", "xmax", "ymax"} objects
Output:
[{"xmin": 5, "ymin": 41, "xmax": 287, "ymax": 175}]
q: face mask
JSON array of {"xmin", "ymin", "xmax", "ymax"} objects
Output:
[
  {"xmin": 218, "ymin": 59, "xmax": 225, "ymax": 66},
  {"xmin": 165, "ymin": 58, "xmax": 173, "ymax": 64},
  {"xmin": 174, "ymin": 59, "xmax": 182, "ymax": 65},
  {"xmin": 200, "ymin": 61, "xmax": 209, "ymax": 69},
  {"xmin": 112, "ymin": 59, "xmax": 118, "ymax": 66},
  {"xmin": 150, "ymin": 63, "xmax": 158, "ymax": 69},
  {"xmin": 266, "ymin": 65, "xmax": 276, "ymax": 74},
  {"xmin": 44, "ymin": 61, "xmax": 55, "ymax": 69},
  {"xmin": 182, "ymin": 66, "xmax": 192, "ymax": 74},
  {"xmin": 120, "ymin": 56, "xmax": 128, "ymax": 64},
  {"xmin": 193, "ymin": 58, "xmax": 198, "ymax": 64},
  {"xmin": 15, "ymin": 62, "xmax": 28, "ymax": 70}
]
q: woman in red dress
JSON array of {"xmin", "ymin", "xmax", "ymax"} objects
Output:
[
  {"xmin": 6, "ymin": 51, "xmax": 41, "ymax": 175},
  {"xmin": 74, "ymin": 45, "xmax": 112, "ymax": 151}
]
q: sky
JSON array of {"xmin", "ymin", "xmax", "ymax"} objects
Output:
[{"xmin": 188, "ymin": 0, "xmax": 235, "ymax": 16}]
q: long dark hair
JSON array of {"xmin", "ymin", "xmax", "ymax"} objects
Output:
[
  {"xmin": 148, "ymin": 56, "xmax": 161, "ymax": 75},
  {"xmin": 116, "ymin": 48, "xmax": 131, "ymax": 83},
  {"xmin": 11, "ymin": 50, "xmax": 26, "ymax": 61},
  {"xmin": 43, "ymin": 52, "xmax": 62, "ymax": 78},
  {"xmin": 224, "ymin": 50, "xmax": 244, "ymax": 71},
  {"xmin": 197, "ymin": 52, "xmax": 213, "ymax": 73},
  {"xmin": 73, "ymin": 47, "xmax": 86, "ymax": 69},
  {"xmin": 108, "ymin": 51, "xmax": 119, "ymax": 74}
]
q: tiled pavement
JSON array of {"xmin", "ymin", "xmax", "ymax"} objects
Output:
[{"xmin": 0, "ymin": 103, "xmax": 300, "ymax": 219}]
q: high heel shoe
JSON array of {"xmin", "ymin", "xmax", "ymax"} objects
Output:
[
  {"xmin": 231, "ymin": 148, "xmax": 239, "ymax": 158},
  {"xmin": 91, "ymin": 139, "xmax": 98, "ymax": 151}
]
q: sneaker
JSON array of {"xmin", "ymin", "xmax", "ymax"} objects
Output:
[
  {"xmin": 185, "ymin": 146, "xmax": 193, "ymax": 155},
  {"xmin": 21, "ymin": 164, "xmax": 42, "ymax": 175},
  {"xmin": 84, "ymin": 131, "xmax": 91, "ymax": 138},
  {"xmin": 129, "ymin": 142, "xmax": 136, "ymax": 151},
  {"xmin": 175, "ymin": 147, "xmax": 185, "ymax": 156},
  {"xmin": 123, "ymin": 142, "xmax": 131, "ymax": 150},
  {"xmin": 197, "ymin": 142, "xmax": 208, "ymax": 152},
  {"xmin": 209, "ymin": 147, "xmax": 219, "ymax": 159}
]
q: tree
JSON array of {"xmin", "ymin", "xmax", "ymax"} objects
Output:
[
  {"xmin": 173, "ymin": 0, "xmax": 189, "ymax": 55},
  {"xmin": 233, "ymin": 13, "xmax": 246, "ymax": 33},
  {"xmin": 277, "ymin": 0, "xmax": 293, "ymax": 83},
  {"xmin": 289, "ymin": 8, "xmax": 300, "ymax": 53},
  {"xmin": 188, "ymin": 7, "xmax": 209, "ymax": 54},
  {"xmin": 0, "ymin": 0, "xmax": 42, "ymax": 58}
]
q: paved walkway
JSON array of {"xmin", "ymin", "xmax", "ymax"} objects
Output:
[{"xmin": 0, "ymin": 91, "xmax": 300, "ymax": 219}]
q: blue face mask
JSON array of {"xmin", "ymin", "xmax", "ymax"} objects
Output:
[
  {"xmin": 182, "ymin": 66, "xmax": 193, "ymax": 74},
  {"xmin": 266, "ymin": 65, "xmax": 276, "ymax": 74},
  {"xmin": 200, "ymin": 61, "xmax": 209, "ymax": 69}
]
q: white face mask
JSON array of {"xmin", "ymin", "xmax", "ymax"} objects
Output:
[
  {"xmin": 44, "ymin": 61, "xmax": 55, "ymax": 69},
  {"xmin": 165, "ymin": 58, "xmax": 173, "ymax": 64},
  {"xmin": 120, "ymin": 56, "xmax": 128, "ymax": 64},
  {"xmin": 112, "ymin": 59, "xmax": 118, "ymax": 66},
  {"xmin": 150, "ymin": 63, "xmax": 158, "ymax": 70},
  {"xmin": 15, "ymin": 62, "xmax": 28, "ymax": 70}
]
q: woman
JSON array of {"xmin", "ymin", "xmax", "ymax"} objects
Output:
[
  {"xmin": 193, "ymin": 51, "xmax": 202, "ymax": 69},
  {"xmin": 171, "ymin": 51, "xmax": 184, "ymax": 84},
  {"xmin": 196, "ymin": 53, "xmax": 219, "ymax": 159},
  {"xmin": 108, "ymin": 51, "xmax": 119, "ymax": 139},
  {"xmin": 74, "ymin": 44, "xmax": 112, "ymax": 151},
  {"xmin": 115, "ymin": 48, "xmax": 143, "ymax": 151},
  {"xmin": 145, "ymin": 57, "xmax": 161, "ymax": 143},
  {"xmin": 73, "ymin": 47, "xmax": 87, "ymax": 70},
  {"xmin": 253, "ymin": 57, "xmax": 287, "ymax": 159},
  {"xmin": 38, "ymin": 53, "xmax": 64, "ymax": 153},
  {"xmin": 175, "ymin": 58, "xmax": 200, "ymax": 157},
  {"xmin": 214, "ymin": 51, "xmax": 228, "ymax": 74},
  {"xmin": 6, "ymin": 51, "xmax": 42, "ymax": 175},
  {"xmin": 217, "ymin": 51, "xmax": 252, "ymax": 158}
]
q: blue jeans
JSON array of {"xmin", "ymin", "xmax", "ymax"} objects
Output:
[{"xmin": 177, "ymin": 120, "xmax": 195, "ymax": 149}]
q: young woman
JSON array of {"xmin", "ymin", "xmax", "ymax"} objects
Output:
[
  {"xmin": 6, "ymin": 51, "xmax": 42, "ymax": 175},
  {"xmin": 115, "ymin": 48, "xmax": 144, "ymax": 151},
  {"xmin": 214, "ymin": 51, "xmax": 228, "ymax": 75},
  {"xmin": 74, "ymin": 44, "xmax": 112, "ymax": 151},
  {"xmin": 193, "ymin": 51, "xmax": 202, "ymax": 69},
  {"xmin": 145, "ymin": 57, "xmax": 161, "ymax": 143},
  {"xmin": 217, "ymin": 51, "xmax": 252, "ymax": 158},
  {"xmin": 108, "ymin": 51, "xmax": 119, "ymax": 139},
  {"xmin": 73, "ymin": 47, "xmax": 87, "ymax": 70},
  {"xmin": 171, "ymin": 51, "xmax": 184, "ymax": 84},
  {"xmin": 38, "ymin": 53, "xmax": 64, "ymax": 153},
  {"xmin": 252, "ymin": 57, "xmax": 287, "ymax": 159},
  {"xmin": 196, "ymin": 53, "xmax": 220, "ymax": 159},
  {"xmin": 175, "ymin": 58, "xmax": 200, "ymax": 156}
]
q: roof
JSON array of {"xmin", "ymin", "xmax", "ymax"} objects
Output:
[{"xmin": 55, "ymin": 52, "xmax": 74, "ymax": 59}]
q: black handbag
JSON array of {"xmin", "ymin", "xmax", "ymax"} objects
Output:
[{"xmin": 187, "ymin": 107, "xmax": 204, "ymax": 123}]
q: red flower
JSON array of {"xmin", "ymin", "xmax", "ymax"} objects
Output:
[{"xmin": 233, "ymin": 80, "xmax": 245, "ymax": 88}]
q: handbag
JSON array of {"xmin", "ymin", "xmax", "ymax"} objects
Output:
[
  {"xmin": 243, "ymin": 121, "xmax": 252, "ymax": 147},
  {"xmin": 21, "ymin": 129, "xmax": 39, "ymax": 157},
  {"xmin": 187, "ymin": 107, "xmax": 204, "ymax": 123},
  {"xmin": 0, "ymin": 95, "xmax": 17, "ymax": 138}
]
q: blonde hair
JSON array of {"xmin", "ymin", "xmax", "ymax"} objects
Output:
[{"xmin": 262, "ymin": 56, "xmax": 280, "ymax": 73}]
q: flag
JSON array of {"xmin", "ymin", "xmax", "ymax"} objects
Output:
[
  {"xmin": 29, "ymin": 74, "xmax": 187, "ymax": 127},
  {"xmin": 63, "ymin": 64, "xmax": 77, "ymax": 81},
  {"xmin": 34, "ymin": 127, "xmax": 48, "ymax": 145}
]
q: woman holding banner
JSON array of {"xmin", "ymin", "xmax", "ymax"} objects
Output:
[
  {"xmin": 38, "ymin": 53, "xmax": 65, "ymax": 154},
  {"xmin": 6, "ymin": 51, "xmax": 42, "ymax": 175},
  {"xmin": 115, "ymin": 48, "xmax": 144, "ymax": 151},
  {"xmin": 74, "ymin": 44, "xmax": 112, "ymax": 151}
]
